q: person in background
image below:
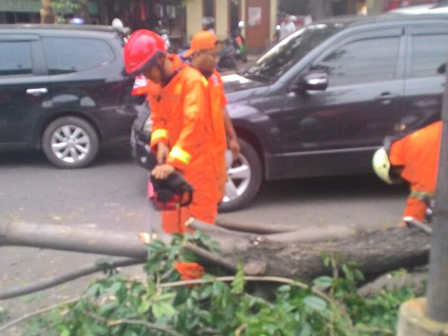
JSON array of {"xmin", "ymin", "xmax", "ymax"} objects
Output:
[
  {"xmin": 202, "ymin": 16, "xmax": 216, "ymax": 35},
  {"xmin": 357, "ymin": 0, "xmax": 368, "ymax": 15},
  {"xmin": 279, "ymin": 14, "xmax": 296, "ymax": 41}
]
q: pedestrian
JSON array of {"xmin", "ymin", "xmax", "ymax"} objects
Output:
[
  {"xmin": 357, "ymin": 0, "xmax": 368, "ymax": 15},
  {"xmin": 183, "ymin": 31, "xmax": 241, "ymax": 202},
  {"xmin": 373, "ymin": 121, "xmax": 441, "ymax": 227},
  {"xmin": 279, "ymin": 14, "xmax": 296, "ymax": 41},
  {"xmin": 124, "ymin": 30, "xmax": 218, "ymax": 234},
  {"xmin": 202, "ymin": 16, "xmax": 216, "ymax": 35}
]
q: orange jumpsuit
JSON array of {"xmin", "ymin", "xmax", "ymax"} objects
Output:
[
  {"xmin": 147, "ymin": 55, "xmax": 218, "ymax": 234},
  {"xmin": 207, "ymin": 69, "xmax": 228, "ymax": 202},
  {"xmin": 389, "ymin": 121, "xmax": 442, "ymax": 221}
]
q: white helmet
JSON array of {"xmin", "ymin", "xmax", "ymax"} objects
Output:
[
  {"xmin": 372, "ymin": 148, "xmax": 400, "ymax": 185},
  {"xmin": 112, "ymin": 18, "xmax": 124, "ymax": 30}
]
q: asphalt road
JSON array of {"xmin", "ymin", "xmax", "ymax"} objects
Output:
[{"xmin": 0, "ymin": 145, "xmax": 408, "ymax": 334}]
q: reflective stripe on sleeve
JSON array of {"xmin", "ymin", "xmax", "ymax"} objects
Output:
[
  {"xmin": 169, "ymin": 146, "xmax": 191, "ymax": 165},
  {"xmin": 152, "ymin": 129, "xmax": 168, "ymax": 141}
]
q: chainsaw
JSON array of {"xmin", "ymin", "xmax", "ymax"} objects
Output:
[{"xmin": 148, "ymin": 172, "xmax": 193, "ymax": 211}]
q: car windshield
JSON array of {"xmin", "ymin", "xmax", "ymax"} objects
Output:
[
  {"xmin": 433, "ymin": 1, "xmax": 448, "ymax": 8},
  {"xmin": 243, "ymin": 24, "xmax": 343, "ymax": 83}
]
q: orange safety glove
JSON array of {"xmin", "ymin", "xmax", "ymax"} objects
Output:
[{"xmin": 176, "ymin": 261, "xmax": 205, "ymax": 281}]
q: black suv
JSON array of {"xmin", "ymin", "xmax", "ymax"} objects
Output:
[
  {"xmin": 0, "ymin": 25, "xmax": 145, "ymax": 168},
  {"xmin": 132, "ymin": 14, "xmax": 448, "ymax": 211}
]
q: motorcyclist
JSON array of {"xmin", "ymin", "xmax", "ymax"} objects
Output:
[{"xmin": 202, "ymin": 16, "xmax": 216, "ymax": 35}]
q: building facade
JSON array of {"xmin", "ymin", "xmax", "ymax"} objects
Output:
[{"xmin": 186, "ymin": 0, "xmax": 278, "ymax": 52}]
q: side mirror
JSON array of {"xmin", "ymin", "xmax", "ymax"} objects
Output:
[{"xmin": 302, "ymin": 72, "xmax": 328, "ymax": 91}]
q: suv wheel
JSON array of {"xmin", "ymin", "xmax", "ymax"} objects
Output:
[
  {"xmin": 218, "ymin": 138, "xmax": 262, "ymax": 212},
  {"xmin": 42, "ymin": 116, "xmax": 99, "ymax": 169}
]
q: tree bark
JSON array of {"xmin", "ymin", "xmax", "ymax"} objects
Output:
[
  {"xmin": 0, "ymin": 221, "xmax": 431, "ymax": 282},
  {"xmin": 40, "ymin": 0, "xmax": 56, "ymax": 24},
  {"xmin": 309, "ymin": 0, "xmax": 333, "ymax": 21},
  {"xmin": 78, "ymin": 0, "xmax": 91, "ymax": 24}
]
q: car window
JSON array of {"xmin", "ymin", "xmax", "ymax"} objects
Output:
[
  {"xmin": 243, "ymin": 24, "xmax": 343, "ymax": 83},
  {"xmin": 0, "ymin": 41, "xmax": 33, "ymax": 77},
  {"xmin": 43, "ymin": 37, "xmax": 115, "ymax": 75},
  {"xmin": 316, "ymin": 37, "xmax": 400, "ymax": 87},
  {"xmin": 411, "ymin": 34, "xmax": 448, "ymax": 78}
]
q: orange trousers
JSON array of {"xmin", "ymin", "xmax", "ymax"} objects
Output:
[
  {"xmin": 161, "ymin": 177, "xmax": 218, "ymax": 281},
  {"xmin": 161, "ymin": 167, "xmax": 218, "ymax": 234},
  {"xmin": 403, "ymin": 198, "xmax": 427, "ymax": 222}
]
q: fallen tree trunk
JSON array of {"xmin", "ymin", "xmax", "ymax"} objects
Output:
[{"xmin": 0, "ymin": 221, "xmax": 431, "ymax": 282}]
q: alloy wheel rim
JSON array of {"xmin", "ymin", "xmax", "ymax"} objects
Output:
[
  {"xmin": 223, "ymin": 150, "xmax": 251, "ymax": 203},
  {"xmin": 51, "ymin": 125, "xmax": 90, "ymax": 164}
]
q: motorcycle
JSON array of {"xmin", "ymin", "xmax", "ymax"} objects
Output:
[
  {"xmin": 217, "ymin": 36, "xmax": 238, "ymax": 71},
  {"xmin": 232, "ymin": 21, "xmax": 247, "ymax": 63},
  {"xmin": 155, "ymin": 20, "xmax": 172, "ymax": 52}
]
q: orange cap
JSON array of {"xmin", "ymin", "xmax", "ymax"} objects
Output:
[{"xmin": 183, "ymin": 31, "xmax": 218, "ymax": 58}]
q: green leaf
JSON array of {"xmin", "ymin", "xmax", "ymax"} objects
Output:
[
  {"xmin": 313, "ymin": 276, "xmax": 333, "ymax": 289},
  {"xmin": 199, "ymin": 310, "xmax": 213, "ymax": 324},
  {"xmin": 98, "ymin": 301, "xmax": 119, "ymax": 315},
  {"xmin": 158, "ymin": 292, "xmax": 176, "ymax": 302},
  {"xmin": 60, "ymin": 329, "xmax": 70, "ymax": 336},
  {"xmin": 199, "ymin": 285, "xmax": 212, "ymax": 300},
  {"xmin": 299, "ymin": 322, "xmax": 312, "ymax": 336},
  {"xmin": 85, "ymin": 283, "xmax": 101, "ymax": 298},
  {"xmin": 109, "ymin": 282, "xmax": 123, "ymax": 296},
  {"xmin": 278, "ymin": 285, "xmax": 291, "ymax": 293},
  {"xmin": 152, "ymin": 302, "xmax": 177, "ymax": 320},
  {"xmin": 138, "ymin": 301, "xmax": 151, "ymax": 315},
  {"xmin": 303, "ymin": 296, "xmax": 327, "ymax": 312},
  {"xmin": 231, "ymin": 265, "xmax": 245, "ymax": 295}
]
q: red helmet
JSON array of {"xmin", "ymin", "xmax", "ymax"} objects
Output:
[{"xmin": 124, "ymin": 30, "xmax": 166, "ymax": 76}]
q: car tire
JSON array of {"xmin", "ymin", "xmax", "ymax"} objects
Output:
[
  {"xmin": 42, "ymin": 116, "xmax": 99, "ymax": 169},
  {"xmin": 218, "ymin": 138, "xmax": 263, "ymax": 212}
]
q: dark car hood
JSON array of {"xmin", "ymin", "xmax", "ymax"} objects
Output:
[{"xmin": 222, "ymin": 74, "xmax": 265, "ymax": 93}]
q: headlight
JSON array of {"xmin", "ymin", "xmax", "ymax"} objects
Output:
[{"xmin": 143, "ymin": 117, "xmax": 153, "ymax": 133}]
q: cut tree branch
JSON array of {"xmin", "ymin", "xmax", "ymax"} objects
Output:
[
  {"xmin": 0, "ymin": 297, "xmax": 80, "ymax": 332},
  {"xmin": 0, "ymin": 258, "xmax": 143, "ymax": 301}
]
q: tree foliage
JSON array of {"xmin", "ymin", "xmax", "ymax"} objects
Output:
[
  {"xmin": 40, "ymin": 0, "xmax": 90, "ymax": 23},
  {"xmin": 21, "ymin": 232, "xmax": 424, "ymax": 336}
]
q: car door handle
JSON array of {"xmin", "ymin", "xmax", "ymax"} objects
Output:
[
  {"xmin": 375, "ymin": 92, "xmax": 396, "ymax": 105},
  {"xmin": 26, "ymin": 88, "xmax": 48, "ymax": 96},
  {"xmin": 375, "ymin": 92, "xmax": 396, "ymax": 100}
]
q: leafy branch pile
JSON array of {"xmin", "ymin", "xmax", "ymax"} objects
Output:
[{"xmin": 22, "ymin": 232, "xmax": 424, "ymax": 336}]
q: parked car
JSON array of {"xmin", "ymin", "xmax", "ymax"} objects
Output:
[
  {"xmin": 388, "ymin": 1, "xmax": 448, "ymax": 14},
  {"xmin": 0, "ymin": 24, "xmax": 147, "ymax": 168},
  {"xmin": 388, "ymin": 3, "xmax": 437, "ymax": 14},
  {"xmin": 132, "ymin": 14, "xmax": 448, "ymax": 212}
]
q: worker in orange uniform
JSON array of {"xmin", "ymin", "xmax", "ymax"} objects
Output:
[
  {"xmin": 373, "ymin": 121, "xmax": 442, "ymax": 227},
  {"xmin": 183, "ymin": 31, "xmax": 241, "ymax": 202},
  {"xmin": 124, "ymin": 30, "xmax": 219, "ymax": 235}
]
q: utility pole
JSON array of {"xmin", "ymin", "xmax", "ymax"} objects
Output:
[
  {"xmin": 426, "ymin": 61, "xmax": 448, "ymax": 322},
  {"xmin": 397, "ymin": 59, "xmax": 448, "ymax": 335}
]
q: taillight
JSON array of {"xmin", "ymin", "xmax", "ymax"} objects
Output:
[{"xmin": 132, "ymin": 75, "xmax": 149, "ymax": 96}]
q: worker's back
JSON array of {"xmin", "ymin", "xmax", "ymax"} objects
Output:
[{"xmin": 389, "ymin": 121, "xmax": 442, "ymax": 194}]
